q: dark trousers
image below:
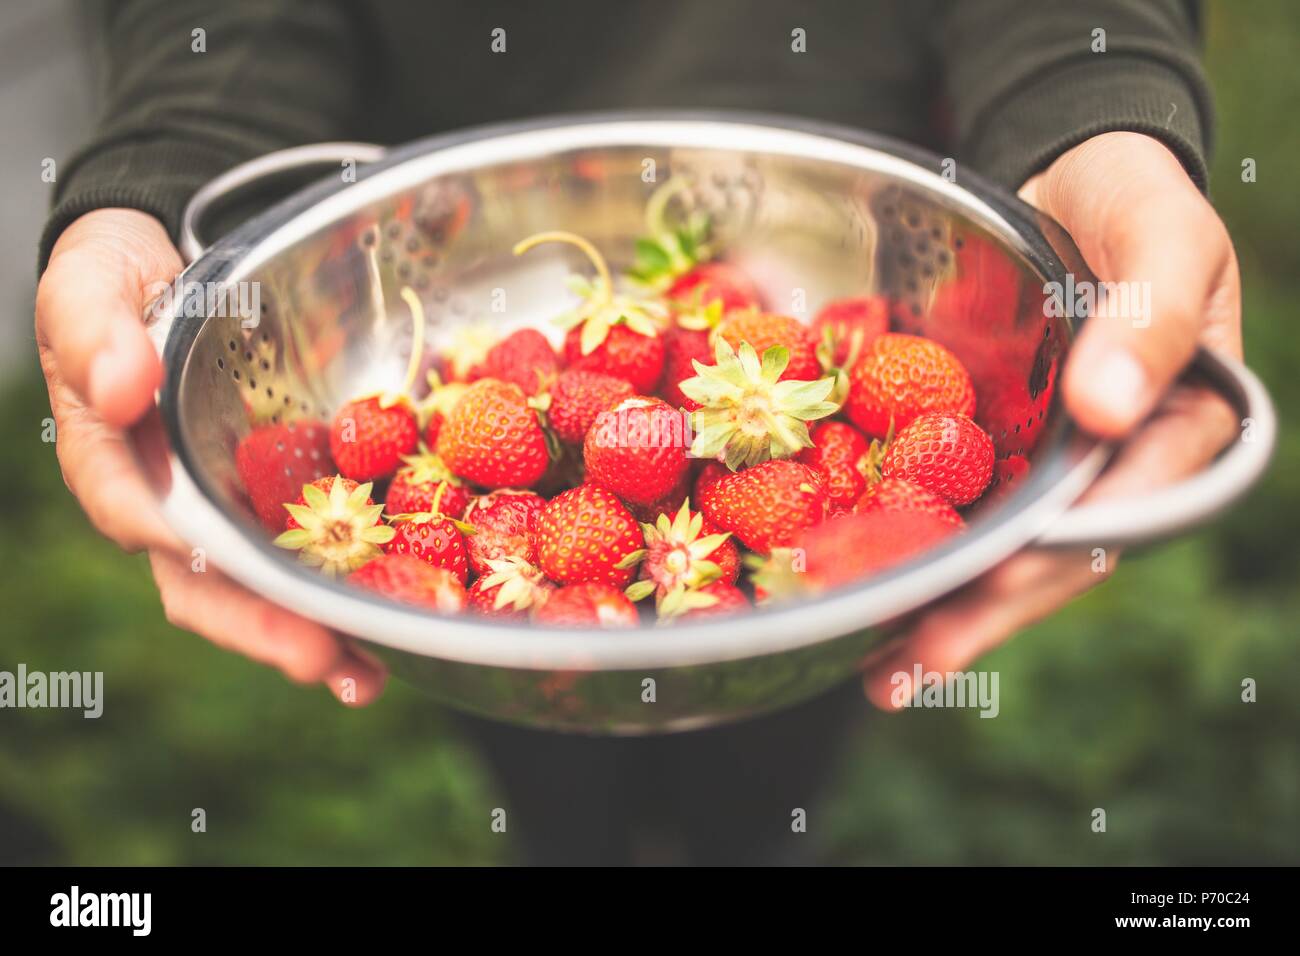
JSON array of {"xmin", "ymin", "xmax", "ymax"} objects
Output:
[{"xmin": 457, "ymin": 678, "xmax": 865, "ymax": 865}]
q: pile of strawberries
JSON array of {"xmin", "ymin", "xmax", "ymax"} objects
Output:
[{"xmin": 235, "ymin": 187, "xmax": 1017, "ymax": 628}]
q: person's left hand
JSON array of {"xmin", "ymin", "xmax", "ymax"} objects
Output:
[{"xmin": 863, "ymin": 131, "xmax": 1242, "ymax": 709}]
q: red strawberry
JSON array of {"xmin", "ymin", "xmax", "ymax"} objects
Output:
[
  {"xmin": 665, "ymin": 261, "xmax": 760, "ymax": 313},
  {"xmin": 659, "ymin": 325, "xmax": 713, "ymax": 411},
  {"xmin": 329, "ymin": 396, "xmax": 419, "ymax": 481},
  {"xmin": 564, "ymin": 323, "xmax": 665, "ymax": 393},
  {"xmin": 881, "ymin": 413, "xmax": 994, "ymax": 506},
  {"xmin": 384, "ymin": 512, "xmax": 470, "ymax": 584},
  {"xmin": 235, "ymin": 420, "xmax": 333, "ymax": 531},
  {"xmin": 484, "ymin": 328, "xmax": 559, "ymax": 395},
  {"xmin": 694, "ymin": 460, "xmax": 728, "ymax": 500},
  {"xmin": 467, "ymin": 557, "xmax": 555, "ymax": 619},
  {"xmin": 715, "ymin": 311, "xmax": 821, "ymax": 382},
  {"xmin": 348, "ymin": 554, "xmax": 467, "ymax": 613},
  {"xmin": 625, "ymin": 500, "xmax": 739, "ymax": 607},
  {"xmin": 626, "ymin": 468, "xmax": 693, "ymax": 524},
  {"xmin": 274, "ymin": 476, "xmax": 395, "ymax": 576},
  {"xmin": 547, "ymin": 369, "xmax": 635, "ymax": 444},
  {"xmin": 854, "ymin": 477, "xmax": 964, "ymax": 529},
  {"xmin": 798, "ymin": 509, "xmax": 960, "ymax": 590},
  {"xmin": 531, "ymin": 582, "xmax": 639, "ymax": 628},
  {"xmin": 435, "ymin": 378, "xmax": 551, "ymax": 489},
  {"xmin": 583, "ymin": 396, "xmax": 691, "ymax": 506},
  {"xmin": 698, "ymin": 460, "xmax": 828, "ymax": 554},
  {"xmin": 421, "ymin": 379, "xmax": 469, "ymax": 450},
  {"xmin": 385, "ymin": 450, "xmax": 469, "ymax": 518},
  {"xmin": 796, "ymin": 421, "xmax": 870, "ymax": 511},
  {"xmin": 812, "ymin": 295, "xmax": 890, "ymax": 369},
  {"xmin": 536, "ymin": 484, "xmax": 645, "ymax": 587},
  {"xmin": 666, "ymin": 580, "xmax": 750, "ymax": 621},
  {"xmin": 845, "ymin": 333, "xmax": 975, "ymax": 439},
  {"xmin": 462, "ymin": 490, "xmax": 547, "ymax": 575}
]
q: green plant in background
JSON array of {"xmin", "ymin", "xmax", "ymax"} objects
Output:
[{"xmin": 1, "ymin": 2, "xmax": 1296, "ymax": 865}]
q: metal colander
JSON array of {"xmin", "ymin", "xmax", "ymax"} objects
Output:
[{"xmin": 132, "ymin": 113, "xmax": 1275, "ymax": 733}]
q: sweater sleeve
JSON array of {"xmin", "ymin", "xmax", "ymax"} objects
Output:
[
  {"xmin": 929, "ymin": 0, "xmax": 1213, "ymax": 192},
  {"xmin": 39, "ymin": 0, "xmax": 365, "ymax": 271}
]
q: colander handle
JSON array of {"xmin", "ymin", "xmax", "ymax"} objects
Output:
[
  {"xmin": 178, "ymin": 142, "xmax": 387, "ymax": 263},
  {"xmin": 1034, "ymin": 346, "xmax": 1275, "ymax": 548}
]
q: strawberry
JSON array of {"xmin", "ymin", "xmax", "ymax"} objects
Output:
[
  {"xmin": 715, "ymin": 311, "xmax": 821, "ymax": 382},
  {"xmin": 665, "ymin": 261, "xmax": 760, "ymax": 313},
  {"xmin": 854, "ymin": 477, "xmax": 964, "ymax": 529},
  {"xmin": 798, "ymin": 509, "xmax": 960, "ymax": 591},
  {"xmin": 812, "ymin": 295, "xmax": 890, "ymax": 370},
  {"xmin": 531, "ymin": 582, "xmax": 639, "ymax": 628},
  {"xmin": 583, "ymin": 396, "xmax": 691, "ymax": 506},
  {"xmin": 536, "ymin": 484, "xmax": 645, "ymax": 587},
  {"xmin": 663, "ymin": 580, "xmax": 750, "ymax": 622},
  {"xmin": 658, "ymin": 325, "xmax": 714, "ymax": 410},
  {"xmin": 329, "ymin": 396, "xmax": 419, "ymax": 481},
  {"xmin": 467, "ymin": 557, "xmax": 554, "ymax": 619},
  {"xmin": 563, "ymin": 323, "xmax": 665, "ymax": 393},
  {"xmin": 435, "ymin": 378, "xmax": 551, "ymax": 489},
  {"xmin": 698, "ymin": 459, "xmax": 828, "ymax": 554},
  {"xmin": 514, "ymin": 230, "xmax": 667, "ymax": 392},
  {"xmin": 348, "ymin": 554, "xmax": 467, "ymax": 613},
  {"xmin": 845, "ymin": 333, "xmax": 975, "ymax": 439},
  {"xmin": 235, "ymin": 419, "xmax": 333, "ymax": 531},
  {"xmin": 484, "ymin": 328, "xmax": 559, "ymax": 395},
  {"xmin": 547, "ymin": 369, "xmax": 635, "ymax": 444},
  {"xmin": 881, "ymin": 413, "xmax": 994, "ymax": 506},
  {"xmin": 462, "ymin": 490, "xmax": 547, "ymax": 575},
  {"xmin": 693, "ymin": 460, "xmax": 728, "ymax": 500},
  {"xmin": 681, "ymin": 339, "xmax": 839, "ymax": 470},
  {"xmin": 624, "ymin": 500, "xmax": 739, "ymax": 608},
  {"xmin": 795, "ymin": 421, "xmax": 870, "ymax": 511},
  {"xmin": 626, "ymin": 468, "xmax": 693, "ymax": 524},
  {"xmin": 384, "ymin": 510, "xmax": 471, "ymax": 585},
  {"xmin": 283, "ymin": 475, "xmax": 369, "ymax": 531},
  {"xmin": 420, "ymin": 378, "xmax": 469, "ymax": 449},
  {"xmin": 385, "ymin": 450, "xmax": 469, "ymax": 518},
  {"xmin": 274, "ymin": 476, "xmax": 395, "ymax": 576}
]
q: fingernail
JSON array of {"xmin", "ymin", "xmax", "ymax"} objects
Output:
[{"xmin": 1088, "ymin": 350, "xmax": 1149, "ymax": 428}]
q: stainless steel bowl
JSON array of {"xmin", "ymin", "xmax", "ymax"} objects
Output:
[{"xmin": 132, "ymin": 113, "xmax": 1275, "ymax": 734}]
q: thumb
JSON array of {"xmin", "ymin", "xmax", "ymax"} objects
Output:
[{"xmin": 36, "ymin": 209, "xmax": 182, "ymax": 428}]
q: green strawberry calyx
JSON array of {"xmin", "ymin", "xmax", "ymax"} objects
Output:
[
  {"xmin": 626, "ymin": 178, "xmax": 713, "ymax": 288},
  {"xmin": 681, "ymin": 338, "xmax": 841, "ymax": 471},
  {"xmin": 479, "ymin": 556, "xmax": 551, "ymax": 612},
  {"xmin": 624, "ymin": 499, "xmax": 731, "ymax": 604},
  {"xmin": 514, "ymin": 230, "xmax": 667, "ymax": 356},
  {"xmin": 274, "ymin": 477, "xmax": 395, "ymax": 577}
]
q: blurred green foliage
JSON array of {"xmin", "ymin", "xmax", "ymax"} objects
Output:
[{"xmin": 1, "ymin": 2, "xmax": 1296, "ymax": 865}]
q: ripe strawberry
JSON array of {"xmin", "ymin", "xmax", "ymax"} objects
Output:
[
  {"xmin": 812, "ymin": 295, "xmax": 890, "ymax": 370},
  {"xmin": 435, "ymin": 378, "xmax": 551, "ymax": 489},
  {"xmin": 881, "ymin": 413, "xmax": 994, "ymax": 506},
  {"xmin": 421, "ymin": 378, "xmax": 469, "ymax": 450},
  {"xmin": 484, "ymin": 328, "xmax": 559, "ymax": 395},
  {"xmin": 693, "ymin": 460, "xmax": 728, "ymax": 500},
  {"xmin": 348, "ymin": 554, "xmax": 467, "ymax": 613},
  {"xmin": 795, "ymin": 421, "xmax": 870, "ymax": 511},
  {"xmin": 626, "ymin": 468, "xmax": 692, "ymax": 524},
  {"xmin": 385, "ymin": 450, "xmax": 469, "ymax": 518},
  {"xmin": 681, "ymin": 338, "xmax": 839, "ymax": 470},
  {"xmin": 235, "ymin": 419, "xmax": 333, "ymax": 531},
  {"xmin": 658, "ymin": 325, "xmax": 714, "ymax": 410},
  {"xmin": 799, "ymin": 509, "xmax": 960, "ymax": 590},
  {"xmin": 283, "ymin": 475, "xmax": 369, "ymax": 531},
  {"xmin": 665, "ymin": 261, "xmax": 760, "ymax": 313},
  {"xmin": 583, "ymin": 396, "xmax": 691, "ymax": 506},
  {"xmin": 329, "ymin": 396, "xmax": 419, "ymax": 481},
  {"xmin": 547, "ymin": 369, "xmax": 635, "ymax": 444},
  {"xmin": 715, "ymin": 311, "xmax": 821, "ymax": 382},
  {"xmin": 467, "ymin": 557, "xmax": 554, "ymax": 619},
  {"xmin": 698, "ymin": 459, "xmax": 828, "ymax": 554},
  {"xmin": 854, "ymin": 477, "xmax": 965, "ymax": 529},
  {"xmin": 664, "ymin": 580, "xmax": 750, "ymax": 622},
  {"xmin": 563, "ymin": 323, "xmax": 665, "ymax": 393},
  {"xmin": 536, "ymin": 484, "xmax": 645, "ymax": 587},
  {"xmin": 274, "ymin": 476, "xmax": 395, "ymax": 576},
  {"xmin": 384, "ymin": 512, "xmax": 470, "ymax": 584},
  {"xmin": 624, "ymin": 500, "xmax": 739, "ymax": 607},
  {"xmin": 845, "ymin": 333, "xmax": 975, "ymax": 439},
  {"xmin": 462, "ymin": 490, "xmax": 547, "ymax": 574},
  {"xmin": 531, "ymin": 582, "xmax": 639, "ymax": 628}
]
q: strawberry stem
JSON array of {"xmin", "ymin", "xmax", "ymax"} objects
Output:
[
  {"xmin": 384, "ymin": 286, "xmax": 426, "ymax": 404},
  {"xmin": 514, "ymin": 231, "xmax": 613, "ymax": 307},
  {"xmin": 644, "ymin": 177, "xmax": 691, "ymax": 241}
]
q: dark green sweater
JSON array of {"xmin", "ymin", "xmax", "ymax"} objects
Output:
[{"xmin": 40, "ymin": 0, "xmax": 1212, "ymax": 269}]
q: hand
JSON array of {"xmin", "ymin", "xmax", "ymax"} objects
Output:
[
  {"xmin": 864, "ymin": 131, "xmax": 1241, "ymax": 709},
  {"xmin": 36, "ymin": 208, "xmax": 385, "ymax": 705}
]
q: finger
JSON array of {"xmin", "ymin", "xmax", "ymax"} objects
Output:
[
  {"xmin": 1033, "ymin": 133, "xmax": 1236, "ymax": 437},
  {"xmin": 149, "ymin": 551, "xmax": 346, "ymax": 684},
  {"xmin": 324, "ymin": 644, "xmax": 388, "ymax": 707},
  {"xmin": 35, "ymin": 211, "xmax": 180, "ymax": 428}
]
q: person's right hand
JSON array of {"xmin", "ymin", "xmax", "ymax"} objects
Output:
[{"xmin": 36, "ymin": 208, "xmax": 385, "ymax": 704}]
